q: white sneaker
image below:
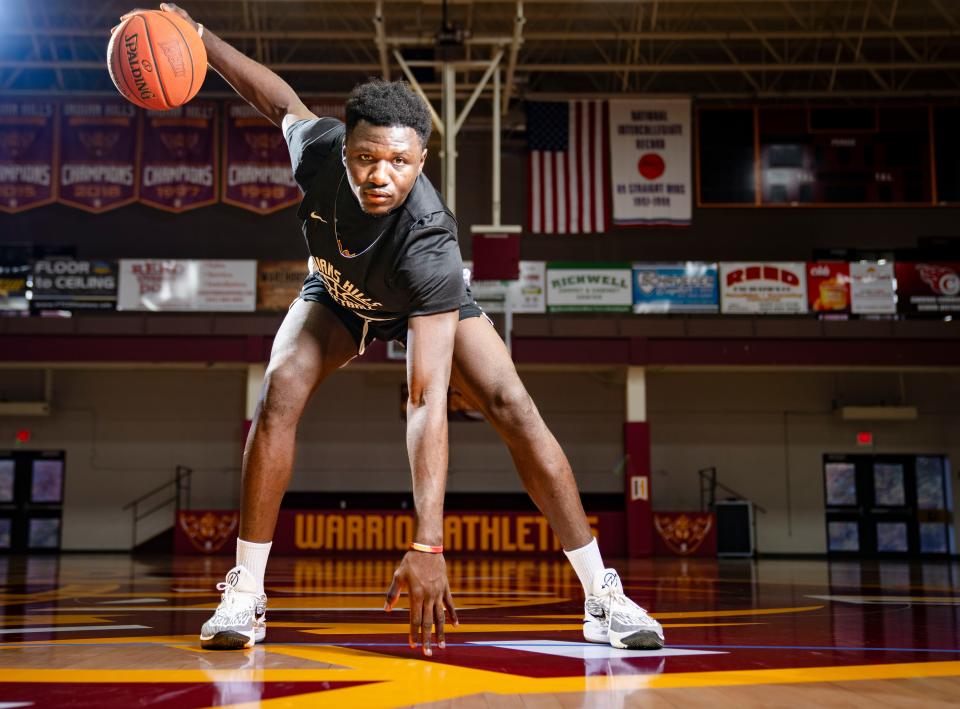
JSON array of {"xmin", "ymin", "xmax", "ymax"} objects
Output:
[
  {"xmin": 583, "ymin": 568, "xmax": 664, "ymax": 650},
  {"xmin": 199, "ymin": 565, "xmax": 267, "ymax": 650}
]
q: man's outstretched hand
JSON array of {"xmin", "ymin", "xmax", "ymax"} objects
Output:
[{"xmin": 385, "ymin": 551, "xmax": 459, "ymax": 657}]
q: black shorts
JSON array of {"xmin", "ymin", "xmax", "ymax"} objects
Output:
[{"xmin": 297, "ymin": 272, "xmax": 483, "ymax": 351}]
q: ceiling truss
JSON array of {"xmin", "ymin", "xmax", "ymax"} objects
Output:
[{"xmin": 0, "ymin": 0, "xmax": 957, "ymax": 105}]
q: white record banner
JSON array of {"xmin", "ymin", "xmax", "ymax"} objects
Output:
[
  {"xmin": 118, "ymin": 259, "xmax": 257, "ymax": 311},
  {"xmin": 609, "ymin": 99, "xmax": 691, "ymax": 226}
]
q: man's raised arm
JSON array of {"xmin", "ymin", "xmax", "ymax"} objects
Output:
[{"xmin": 150, "ymin": 4, "xmax": 315, "ymax": 131}]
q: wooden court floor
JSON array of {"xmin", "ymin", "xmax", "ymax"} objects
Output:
[{"xmin": 1, "ymin": 554, "xmax": 959, "ymax": 707}]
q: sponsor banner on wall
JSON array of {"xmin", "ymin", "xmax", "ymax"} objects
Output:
[
  {"xmin": 653, "ymin": 511, "xmax": 717, "ymax": 557},
  {"xmin": 223, "ymin": 102, "xmax": 299, "ymax": 214},
  {"xmin": 850, "ymin": 261, "xmax": 896, "ymax": 314},
  {"xmin": 547, "ymin": 263, "xmax": 632, "ymax": 312},
  {"xmin": 632, "ymin": 262, "xmax": 718, "ymax": 313},
  {"xmin": 609, "ymin": 99, "xmax": 691, "ymax": 226},
  {"xmin": 30, "ymin": 257, "xmax": 117, "ymax": 312},
  {"xmin": 894, "ymin": 262, "xmax": 960, "ymax": 314},
  {"xmin": 807, "ymin": 262, "xmax": 851, "ymax": 313},
  {"xmin": 139, "ymin": 101, "xmax": 217, "ymax": 212},
  {"xmin": 0, "ymin": 261, "xmax": 30, "ymax": 313},
  {"xmin": 58, "ymin": 99, "xmax": 139, "ymax": 212},
  {"xmin": 176, "ymin": 509, "xmax": 625, "ymax": 557},
  {"xmin": 117, "ymin": 259, "xmax": 256, "ymax": 311},
  {"xmin": 0, "ymin": 99, "xmax": 58, "ymax": 213},
  {"xmin": 720, "ymin": 262, "xmax": 808, "ymax": 314},
  {"xmin": 257, "ymin": 259, "xmax": 309, "ymax": 310},
  {"xmin": 464, "ymin": 260, "xmax": 547, "ymax": 314}
]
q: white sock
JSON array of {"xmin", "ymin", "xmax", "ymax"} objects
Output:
[
  {"xmin": 563, "ymin": 537, "xmax": 605, "ymax": 596},
  {"xmin": 236, "ymin": 538, "xmax": 272, "ymax": 593}
]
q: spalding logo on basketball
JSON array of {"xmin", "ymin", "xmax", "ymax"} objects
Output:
[
  {"xmin": 107, "ymin": 10, "xmax": 206, "ymax": 111},
  {"xmin": 637, "ymin": 153, "xmax": 665, "ymax": 180}
]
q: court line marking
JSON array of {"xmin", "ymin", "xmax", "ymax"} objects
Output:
[
  {"xmin": 0, "ymin": 625, "xmax": 149, "ymax": 635},
  {"xmin": 468, "ymin": 640, "xmax": 725, "ymax": 659},
  {"xmin": 808, "ymin": 594, "xmax": 960, "ymax": 605},
  {"xmin": 3, "ymin": 640, "xmax": 959, "ymax": 654}
]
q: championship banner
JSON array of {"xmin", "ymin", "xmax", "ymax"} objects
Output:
[
  {"xmin": 0, "ymin": 99, "xmax": 57, "ymax": 213},
  {"xmin": 257, "ymin": 259, "xmax": 308, "ymax": 311},
  {"xmin": 465, "ymin": 260, "xmax": 547, "ymax": 314},
  {"xmin": 31, "ymin": 257, "xmax": 117, "ymax": 312},
  {"xmin": 720, "ymin": 262, "xmax": 808, "ymax": 314},
  {"xmin": 653, "ymin": 512, "xmax": 717, "ymax": 557},
  {"xmin": 894, "ymin": 262, "xmax": 960, "ymax": 315},
  {"xmin": 850, "ymin": 261, "xmax": 896, "ymax": 315},
  {"xmin": 139, "ymin": 101, "xmax": 217, "ymax": 212},
  {"xmin": 58, "ymin": 99, "xmax": 139, "ymax": 212},
  {"xmin": 609, "ymin": 99, "xmax": 691, "ymax": 226},
  {"xmin": 807, "ymin": 262, "xmax": 850, "ymax": 313},
  {"xmin": 223, "ymin": 102, "xmax": 299, "ymax": 214},
  {"xmin": 117, "ymin": 259, "xmax": 257, "ymax": 312},
  {"xmin": 176, "ymin": 509, "xmax": 626, "ymax": 557},
  {"xmin": 0, "ymin": 261, "xmax": 30, "ymax": 313},
  {"xmin": 547, "ymin": 262, "xmax": 632, "ymax": 312},
  {"xmin": 632, "ymin": 262, "xmax": 718, "ymax": 313}
]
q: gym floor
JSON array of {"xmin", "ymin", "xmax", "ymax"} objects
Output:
[{"xmin": 1, "ymin": 555, "xmax": 959, "ymax": 707}]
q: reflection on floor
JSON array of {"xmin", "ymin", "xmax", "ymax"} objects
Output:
[{"xmin": 1, "ymin": 555, "xmax": 959, "ymax": 707}]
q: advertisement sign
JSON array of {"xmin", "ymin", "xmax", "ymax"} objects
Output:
[
  {"xmin": 632, "ymin": 262, "xmax": 718, "ymax": 313},
  {"xmin": 807, "ymin": 262, "xmax": 851, "ymax": 313},
  {"xmin": 850, "ymin": 261, "xmax": 896, "ymax": 314},
  {"xmin": 117, "ymin": 259, "xmax": 257, "ymax": 312},
  {"xmin": 139, "ymin": 101, "xmax": 217, "ymax": 212},
  {"xmin": 547, "ymin": 263, "xmax": 632, "ymax": 312},
  {"xmin": 465, "ymin": 260, "xmax": 546, "ymax": 314},
  {"xmin": 609, "ymin": 99, "xmax": 691, "ymax": 226},
  {"xmin": 0, "ymin": 99, "xmax": 57, "ymax": 213},
  {"xmin": 57, "ymin": 99, "xmax": 139, "ymax": 212},
  {"xmin": 176, "ymin": 509, "xmax": 626, "ymax": 557},
  {"xmin": 0, "ymin": 260, "xmax": 30, "ymax": 313},
  {"xmin": 30, "ymin": 257, "xmax": 117, "ymax": 311},
  {"xmin": 894, "ymin": 262, "xmax": 960, "ymax": 315},
  {"xmin": 257, "ymin": 260, "xmax": 308, "ymax": 311},
  {"xmin": 720, "ymin": 262, "xmax": 808, "ymax": 314},
  {"xmin": 223, "ymin": 102, "xmax": 299, "ymax": 214}
]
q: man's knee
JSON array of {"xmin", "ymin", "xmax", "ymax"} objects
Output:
[
  {"xmin": 259, "ymin": 356, "xmax": 315, "ymax": 422},
  {"xmin": 488, "ymin": 383, "xmax": 537, "ymax": 432}
]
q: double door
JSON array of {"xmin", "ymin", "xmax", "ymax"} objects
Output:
[
  {"xmin": 824, "ymin": 453, "xmax": 953, "ymax": 556},
  {"xmin": 0, "ymin": 450, "xmax": 65, "ymax": 552}
]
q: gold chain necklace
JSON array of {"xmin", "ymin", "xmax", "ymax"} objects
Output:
[{"xmin": 332, "ymin": 172, "xmax": 391, "ymax": 259}]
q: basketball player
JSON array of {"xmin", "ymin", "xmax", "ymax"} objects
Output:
[{"xmin": 137, "ymin": 4, "xmax": 664, "ymax": 655}]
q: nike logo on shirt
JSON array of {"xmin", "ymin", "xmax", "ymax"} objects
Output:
[{"xmin": 309, "ymin": 211, "xmax": 328, "ymax": 223}]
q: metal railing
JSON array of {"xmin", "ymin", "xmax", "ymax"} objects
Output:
[
  {"xmin": 122, "ymin": 465, "xmax": 193, "ymax": 549},
  {"xmin": 699, "ymin": 466, "xmax": 767, "ymax": 514}
]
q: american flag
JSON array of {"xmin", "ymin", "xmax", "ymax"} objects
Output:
[{"xmin": 526, "ymin": 100, "xmax": 609, "ymax": 234}]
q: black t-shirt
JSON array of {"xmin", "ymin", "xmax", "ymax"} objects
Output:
[{"xmin": 285, "ymin": 117, "xmax": 472, "ymax": 322}]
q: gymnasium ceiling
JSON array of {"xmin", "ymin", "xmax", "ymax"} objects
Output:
[{"xmin": 2, "ymin": 0, "xmax": 959, "ymax": 112}]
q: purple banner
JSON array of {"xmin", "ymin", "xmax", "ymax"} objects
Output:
[
  {"xmin": 222, "ymin": 102, "xmax": 299, "ymax": 214},
  {"xmin": 58, "ymin": 99, "xmax": 139, "ymax": 212},
  {"xmin": 139, "ymin": 102, "xmax": 217, "ymax": 212},
  {"xmin": 0, "ymin": 100, "xmax": 57, "ymax": 213}
]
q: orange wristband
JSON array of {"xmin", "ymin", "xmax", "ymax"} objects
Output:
[{"xmin": 409, "ymin": 541, "xmax": 444, "ymax": 554}]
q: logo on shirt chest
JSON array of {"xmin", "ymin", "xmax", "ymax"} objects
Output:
[{"xmin": 312, "ymin": 257, "xmax": 383, "ymax": 311}]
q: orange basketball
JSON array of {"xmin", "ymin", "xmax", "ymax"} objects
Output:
[{"xmin": 107, "ymin": 10, "xmax": 207, "ymax": 111}]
